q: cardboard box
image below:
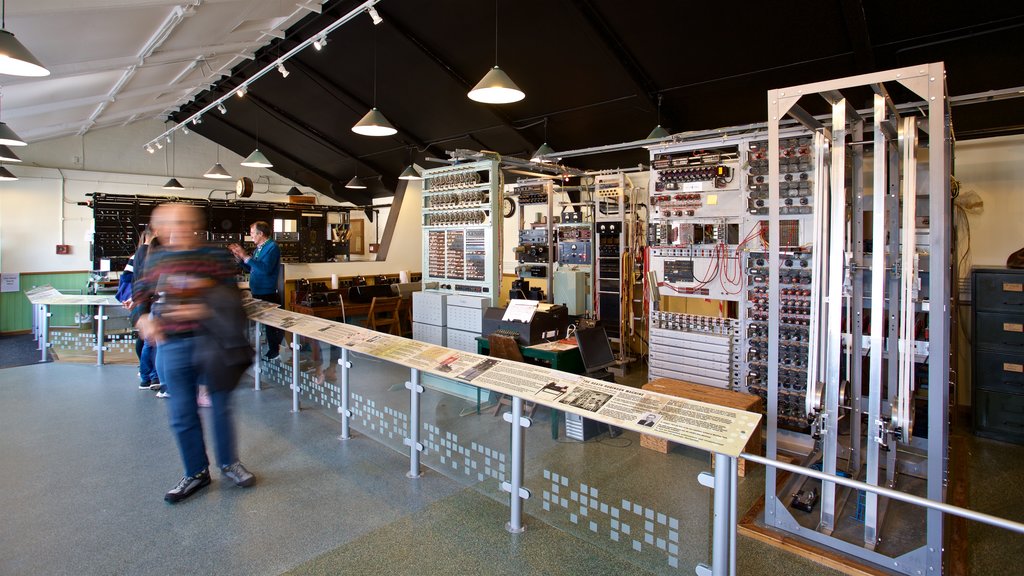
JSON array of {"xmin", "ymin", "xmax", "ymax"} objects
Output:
[{"xmin": 639, "ymin": 377, "xmax": 763, "ymax": 477}]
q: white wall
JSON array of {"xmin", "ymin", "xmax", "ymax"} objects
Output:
[
  {"xmin": 953, "ymin": 134, "xmax": 1024, "ymax": 268},
  {"xmin": 0, "ymin": 119, "xmax": 422, "ymax": 275}
]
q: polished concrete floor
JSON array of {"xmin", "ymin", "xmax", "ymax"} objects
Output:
[{"xmin": 0, "ymin": 357, "xmax": 1020, "ymax": 575}]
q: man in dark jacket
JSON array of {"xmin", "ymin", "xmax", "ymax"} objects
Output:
[{"xmin": 229, "ymin": 221, "xmax": 282, "ymax": 360}]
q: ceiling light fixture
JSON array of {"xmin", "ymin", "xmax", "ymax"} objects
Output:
[
  {"xmin": 0, "ymin": 91, "xmax": 26, "ymax": 146},
  {"xmin": 399, "ymin": 147, "xmax": 422, "ymax": 180},
  {"xmin": 0, "ymin": 165, "xmax": 16, "ymax": 181},
  {"xmin": 0, "ymin": 0, "xmax": 50, "ymax": 77},
  {"xmin": 162, "ymin": 178, "xmax": 184, "ymax": 190},
  {"xmin": 204, "ymin": 146, "xmax": 232, "ymax": 179},
  {"xmin": 241, "ymin": 149, "xmax": 272, "ymax": 168},
  {"xmin": 204, "ymin": 162, "xmax": 232, "ymax": 179},
  {"xmin": 241, "ymin": 110, "xmax": 273, "ymax": 168},
  {"xmin": 345, "ymin": 174, "xmax": 367, "ymax": 189},
  {"xmin": 155, "ymin": 140, "xmax": 163, "ymax": 149},
  {"xmin": 398, "ymin": 164, "xmax": 422, "ymax": 181},
  {"xmin": 192, "ymin": 116, "xmax": 201, "ymax": 125},
  {"xmin": 181, "ymin": 126, "xmax": 189, "ymax": 135},
  {"xmin": 217, "ymin": 103, "xmax": 227, "ymax": 114},
  {"xmin": 312, "ymin": 35, "xmax": 328, "ymax": 51},
  {"xmin": 530, "ymin": 118, "xmax": 555, "ymax": 163},
  {"xmin": 530, "ymin": 142, "xmax": 555, "ymax": 164},
  {"xmin": 145, "ymin": 144, "xmax": 155, "ymax": 154},
  {"xmin": 286, "ymin": 186, "xmax": 303, "ymax": 196},
  {"xmin": 468, "ymin": 0, "xmax": 524, "ymax": 104},
  {"xmin": 143, "ymin": 1, "xmax": 387, "ymax": 152},
  {"xmin": 367, "ymin": 6, "xmax": 383, "ymax": 25},
  {"xmin": 352, "ymin": 25, "xmax": 396, "ymax": 137},
  {"xmin": 162, "ymin": 125, "xmax": 183, "ymax": 190},
  {"xmin": 0, "ymin": 144, "xmax": 21, "ymax": 162},
  {"xmin": 646, "ymin": 94, "xmax": 670, "ymax": 139}
]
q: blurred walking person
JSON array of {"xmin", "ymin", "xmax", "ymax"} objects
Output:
[{"xmin": 134, "ymin": 203, "xmax": 256, "ymax": 504}]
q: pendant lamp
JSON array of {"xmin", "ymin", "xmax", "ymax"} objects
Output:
[
  {"xmin": 646, "ymin": 94, "xmax": 670, "ymax": 139},
  {"xmin": 162, "ymin": 178, "xmax": 184, "ymax": 190},
  {"xmin": 0, "ymin": 120, "xmax": 25, "ymax": 146},
  {"xmin": 241, "ymin": 149, "xmax": 272, "ymax": 168},
  {"xmin": 0, "ymin": 143, "xmax": 21, "ymax": 162},
  {"xmin": 530, "ymin": 118, "xmax": 554, "ymax": 163},
  {"xmin": 162, "ymin": 128, "xmax": 184, "ymax": 189},
  {"xmin": 204, "ymin": 163, "xmax": 232, "ymax": 179},
  {"xmin": 398, "ymin": 148, "xmax": 422, "ymax": 180},
  {"xmin": 345, "ymin": 175, "xmax": 367, "ymax": 189},
  {"xmin": 204, "ymin": 146, "xmax": 232, "ymax": 179},
  {"xmin": 468, "ymin": 0, "xmax": 523, "ymax": 104},
  {"xmin": 398, "ymin": 164, "xmax": 421, "ymax": 181},
  {"xmin": 352, "ymin": 26, "xmax": 397, "ymax": 136},
  {"xmin": 0, "ymin": 0, "xmax": 50, "ymax": 78},
  {"xmin": 241, "ymin": 110, "xmax": 273, "ymax": 168}
]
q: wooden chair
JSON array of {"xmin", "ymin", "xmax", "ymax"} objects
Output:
[
  {"xmin": 487, "ymin": 332, "xmax": 537, "ymax": 417},
  {"xmin": 364, "ymin": 296, "xmax": 402, "ymax": 335}
]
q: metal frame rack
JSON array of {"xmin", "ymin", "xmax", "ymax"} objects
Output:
[
  {"xmin": 762, "ymin": 63, "xmax": 951, "ymax": 575},
  {"xmin": 510, "ymin": 178, "xmax": 555, "ymax": 302},
  {"xmin": 645, "ymin": 135, "xmax": 755, "ymax": 390},
  {"xmin": 420, "ymin": 159, "xmax": 502, "ymax": 298}
]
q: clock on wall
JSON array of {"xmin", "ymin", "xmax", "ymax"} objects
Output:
[{"xmin": 235, "ymin": 177, "xmax": 253, "ymax": 198}]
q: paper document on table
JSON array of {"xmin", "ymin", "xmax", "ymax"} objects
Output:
[{"xmin": 502, "ymin": 299, "xmax": 538, "ymax": 323}]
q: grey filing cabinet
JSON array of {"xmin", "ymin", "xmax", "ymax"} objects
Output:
[{"xmin": 972, "ymin": 267, "xmax": 1024, "ymax": 443}]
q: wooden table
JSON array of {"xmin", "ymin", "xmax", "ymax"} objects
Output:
[
  {"xmin": 476, "ymin": 336, "xmax": 586, "ymax": 439},
  {"xmin": 640, "ymin": 377, "xmax": 763, "ymax": 476},
  {"xmin": 291, "ymin": 301, "xmax": 371, "ymax": 323}
]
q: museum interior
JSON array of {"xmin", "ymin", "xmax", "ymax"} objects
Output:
[{"xmin": 1, "ymin": 2, "xmax": 1023, "ymax": 575}]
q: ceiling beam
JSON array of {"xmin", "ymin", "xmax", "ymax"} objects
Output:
[
  {"xmin": 839, "ymin": 0, "xmax": 876, "ymax": 71},
  {"xmin": 375, "ymin": 5, "xmax": 538, "ymax": 153},
  {"xmin": 201, "ymin": 113, "xmax": 373, "ymax": 206},
  {"xmin": 4, "ymin": 83, "xmax": 199, "ymax": 121},
  {"xmin": 568, "ymin": 0, "xmax": 676, "ymax": 130}
]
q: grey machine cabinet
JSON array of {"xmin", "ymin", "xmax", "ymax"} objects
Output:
[{"xmin": 972, "ymin": 266, "xmax": 1024, "ymax": 444}]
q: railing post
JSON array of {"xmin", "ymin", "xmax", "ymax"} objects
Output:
[
  {"xmin": 253, "ymin": 321, "xmax": 262, "ymax": 391},
  {"xmin": 729, "ymin": 456, "xmax": 738, "ymax": 576},
  {"xmin": 94, "ymin": 305, "xmax": 107, "ymax": 366},
  {"xmin": 502, "ymin": 395, "xmax": 532, "ymax": 533},
  {"xmin": 291, "ymin": 332, "xmax": 300, "ymax": 412},
  {"xmin": 711, "ymin": 452, "xmax": 731, "ymax": 576},
  {"xmin": 39, "ymin": 305, "xmax": 51, "ymax": 362},
  {"xmin": 337, "ymin": 348, "xmax": 352, "ymax": 440},
  {"xmin": 404, "ymin": 368, "xmax": 423, "ymax": 478}
]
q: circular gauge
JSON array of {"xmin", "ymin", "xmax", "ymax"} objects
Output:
[{"xmin": 502, "ymin": 196, "xmax": 516, "ymax": 218}]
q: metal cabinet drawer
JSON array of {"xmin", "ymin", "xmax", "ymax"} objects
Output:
[
  {"xmin": 974, "ymin": 389, "xmax": 1024, "ymax": 444},
  {"xmin": 974, "ymin": 349, "xmax": 1024, "ymax": 393},
  {"xmin": 974, "ymin": 271, "xmax": 1024, "ymax": 312},
  {"xmin": 975, "ymin": 311, "xmax": 1024, "ymax": 350}
]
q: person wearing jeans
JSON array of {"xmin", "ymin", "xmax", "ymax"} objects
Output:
[{"xmin": 135, "ymin": 203, "xmax": 255, "ymax": 504}]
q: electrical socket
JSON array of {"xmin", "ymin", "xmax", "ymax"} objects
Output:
[{"xmin": 56, "ymin": 244, "xmax": 71, "ymax": 254}]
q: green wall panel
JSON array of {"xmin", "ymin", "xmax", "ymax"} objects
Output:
[{"xmin": 0, "ymin": 272, "xmax": 91, "ymax": 333}]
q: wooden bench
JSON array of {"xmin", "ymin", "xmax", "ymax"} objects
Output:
[{"xmin": 640, "ymin": 377, "xmax": 763, "ymax": 477}]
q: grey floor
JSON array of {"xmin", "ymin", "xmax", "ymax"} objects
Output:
[{"xmin": 0, "ymin": 357, "xmax": 1020, "ymax": 575}]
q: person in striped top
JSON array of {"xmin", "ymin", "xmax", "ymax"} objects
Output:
[{"xmin": 134, "ymin": 203, "xmax": 256, "ymax": 504}]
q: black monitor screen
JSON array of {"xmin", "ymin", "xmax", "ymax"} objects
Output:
[{"xmin": 576, "ymin": 326, "xmax": 614, "ymax": 372}]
